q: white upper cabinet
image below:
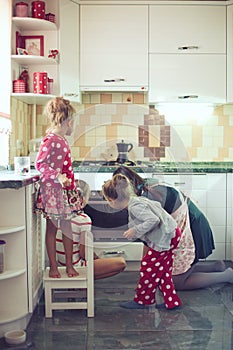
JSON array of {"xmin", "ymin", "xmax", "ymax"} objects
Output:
[
  {"xmin": 149, "ymin": 5, "xmax": 226, "ymax": 54},
  {"xmin": 149, "ymin": 5, "xmax": 226, "ymax": 104},
  {"xmin": 80, "ymin": 5, "xmax": 148, "ymax": 91},
  {"xmin": 59, "ymin": 0, "xmax": 80, "ymax": 103}
]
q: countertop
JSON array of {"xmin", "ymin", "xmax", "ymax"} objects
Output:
[
  {"xmin": 1, "ymin": 162, "xmax": 233, "ymax": 189},
  {"xmin": 73, "ymin": 162, "xmax": 233, "ymax": 174},
  {"xmin": 0, "ymin": 170, "xmax": 39, "ymax": 189}
]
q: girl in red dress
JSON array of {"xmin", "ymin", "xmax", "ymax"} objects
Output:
[{"xmin": 35, "ymin": 97, "xmax": 82, "ymax": 278}]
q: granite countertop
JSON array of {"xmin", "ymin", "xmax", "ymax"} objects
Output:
[
  {"xmin": 1, "ymin": 162, "xmax": 233, "ymax": 189},
  {"xmin": 0, "ymin": 170, "xmax": 39, "ymax": 189},
  {"xmin": 73, "ymin": 162, "xmax": 233, "ymax": 174}
]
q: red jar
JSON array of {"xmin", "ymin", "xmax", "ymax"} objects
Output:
[
  {"xmin": 32, "ymin": 1, "xmax": 45, "ymax": 19},
  {"xmin": 13, "ymin": 80, "xmax": 25, "ymax": 93},
  {"xmin": 45, "ymin": 13, "xmax": 55, "ymax": 23},
  {"xmin": 15, "ymin": 2, "xmax": 28, "ymax": 17},
  {"xmin": 33, "ymin": 72, "xmax": 48, "ymax": 94}
]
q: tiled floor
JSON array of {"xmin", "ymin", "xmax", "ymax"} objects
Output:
[{"xmin": 1, "ymin": 268, "xmax": 233, "ymax": 350}]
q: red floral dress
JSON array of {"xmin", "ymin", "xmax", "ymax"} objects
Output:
[{"xmin": 35, "ymin": 133, "xmax": 82, "ymax": 220}]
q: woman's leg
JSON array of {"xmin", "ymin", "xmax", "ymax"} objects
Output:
[
  {"xmin": 173, "ymin": 262, "xmax": 233, "ymax": 290},
  {"xmin": 46, "ymin": 219, "xmax": 60, "ymax": 278},
  {"xmin": 94, "ymin": 257, "xmax": 126, "ymax": 280},
  {"xmin": 60, "ymin": 220, "xmax": 78, "ymax": 277}
]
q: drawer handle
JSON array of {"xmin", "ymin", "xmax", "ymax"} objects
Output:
[
  {"xmin": 174, "ymin": 182, "xmax": 186, "ymax": 185},
  {"xmin": 178, "ymin": 95, "xmax": 198, "ymax": 99},
  {"xmin": 178, "ymin": 46, "xmax": 199, "ymax": 50},
  {"xmin": 104, "ymin": 78, "xmax": 125, "ymax": 83},
  {"xmin": 103, "ymin": 250, "xmax": 125, "ymax": 255}
]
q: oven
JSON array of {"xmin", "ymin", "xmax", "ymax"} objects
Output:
[{"xmin": 83, "ymin": 189, "xmax": 143, "ymax": 270}]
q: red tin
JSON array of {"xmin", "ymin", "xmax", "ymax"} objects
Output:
[
  {"xmin": 13, "ymin": 80, "xmax": 25, "ymax": 93},
  {"xmin": 15, "ymin": 2, "xmax": 28, "ymax": 17},
  {"xmin": 33, "ymin": 72, "xmax": 48, "ymax": 94},
  {"xmin": 32, "ymin": 1, "xmax": 45, "ymax": 19},
  {"xmin": 45, "ymin": 13, "xmax": 55, "ymax": 23}
]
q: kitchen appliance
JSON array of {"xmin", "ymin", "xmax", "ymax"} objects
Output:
[{"xmin": 116, "ymin": 140, "xmax": 133, "ymax": 164}]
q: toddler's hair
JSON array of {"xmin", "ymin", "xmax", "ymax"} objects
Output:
[
  {"xmin": 44, "ymin": 97, "xmax": 76, "ymax": 131},
  {"xmin": 102, "ymin": 174, "xmax": 135, "ymax": 202},
  {"xmin": 76, "ymin": 179, "xmax": 90, "ymax": 203}
]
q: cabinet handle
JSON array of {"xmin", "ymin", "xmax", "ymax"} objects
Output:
[
  {"xmin": 104, "ymin": 78, "xmax": 125, "ymax": 83},
  {"xmin": 64, "ymin": 93, "xmax": 79, "ymax": 97},
  {"xmin": 178, "ymin": 95, "xmax": 198, "ymax": 99},
  {"xmin": 174, "ymin": 182, "xmax": 186, "ymax": 186},
  {"xmin": 178, "ymin": 46, "xmax": 199, "ymax": 50},
  {"xmin": 103, "ymin": 250, "xmax": 125, "ymax": 255}
]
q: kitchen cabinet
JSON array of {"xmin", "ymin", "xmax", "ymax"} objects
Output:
[
  {"xmin": 59, "ymin": 0, "xmax": 80, "ymax": 103},
  {"xmin": 226, "ymin": 173, "xmax": 233, "ymax": 260},
  {"xmin": 149, "ymin": 5, "xmax": 226, "ymax": 103},
  {"xmin": 11, "ymin": 0, "xmax": 59, "ymax": 104},
  {"xmin": 150, "ymin": 172, "xmax": 228, "ymax": 260},
  {"xmin": 227, "ymin": 4, "xmax": 233, "ymax": 102},
  {"xmin": 0, "ymin": 183, "xmax": 43, "ymax": 337},
  {"xmin": 80, "ymin": 5, "xmax": 148, "ymax": 91}
]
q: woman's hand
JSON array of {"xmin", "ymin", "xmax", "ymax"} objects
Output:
[
  {"xmin": 57, "ymin": 173, "xmax": 71, "ymax": 187},
  {"xmin": 123, "ymin": 228, "xmax": 136, "ymax": 239}
]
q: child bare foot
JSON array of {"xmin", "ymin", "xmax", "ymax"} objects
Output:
[
  {"xmin": 66, "ymin": 265, "xmax": 79, "ymax": 277},
  {"xmin": 49, "ymin": 266, "xmax": 61, "ymax": 278}
]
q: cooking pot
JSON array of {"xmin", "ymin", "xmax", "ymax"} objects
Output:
[{"xmin": 116, "ymin": 140, "xmax": 133, "ymax": 164}]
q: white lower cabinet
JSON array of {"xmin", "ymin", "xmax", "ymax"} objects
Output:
[
  {"xmin": 0, "ymin": 184, "xmax": 42, "ymax": 337},
  {"xmin": 151, "ymin": 172, "xmax": 228, "ymax": 260}
]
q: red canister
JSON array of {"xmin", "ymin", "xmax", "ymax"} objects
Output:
[
  {"xmin": 15, "ymin": 2, "xmax": 28, "ymax": 17},
  {"xmin": 13, "ymin": 80, "xmax": 25, "ymax": 93},
  {"xmin": 33, "ymin": 72, "xmax": 48, "ymax": 94},
  {"xmin": 32, "ymin": 1, "xmax": 45, "ymax": 19}
]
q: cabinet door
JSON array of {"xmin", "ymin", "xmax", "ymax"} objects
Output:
[
  {"xmin": 206, "ymin": 174, "xmax": 227, "ymax": 260},
  {"xmin": 149, "ymin": 54, "xmax": 226, "ymax": 103},
  {"xmin": 80, "ymin": 5, "xmax": 148, "ymax": 91},
  {"xmin": 227, "ymin": 4, "xmax": 233, "ymax": 102},
  {"xmin": 59, "ymin": 0, "xmax": 80, "ymax": 103},
  {"xmin": 149, "ymin": 5, "xmax": 226, "ymax": 54}
]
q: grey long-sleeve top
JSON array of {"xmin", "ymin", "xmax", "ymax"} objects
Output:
[{"xmin": 128, "ymin": 196, "xmax": 177, "ymax": 251}]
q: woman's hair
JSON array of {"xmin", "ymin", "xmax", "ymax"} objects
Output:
[
  {"xmin": 113, "ymin": 166, "xmax": 145, "ymax": 195},
  {"xmin": 76, "ymin": 179, "xmax": 90, "ymax": 202},
  {"xmin": 102, "ymin": 174, "xmax": 135, "ymax": 202},
  {"xmin": 44, "ymin": 97, "xmax": 76, "ymax": 131}
]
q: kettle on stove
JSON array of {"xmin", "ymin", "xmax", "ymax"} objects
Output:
[{"xmin": 116, "ymin": 140, "xmax": 133, "ymax": 164}]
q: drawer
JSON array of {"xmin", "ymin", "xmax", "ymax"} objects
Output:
[{"xmin": 94, "ymin": 241, "xmax": 143, "ymax": 261}]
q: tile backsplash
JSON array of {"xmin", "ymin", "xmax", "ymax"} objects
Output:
[{"xmin": 9, "ymin": 93, "xmax": 233, "ymax": 163}]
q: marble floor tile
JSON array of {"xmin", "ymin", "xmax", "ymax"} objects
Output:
[{"xmin": 1, "ymin": 270, "xmax": 233, "ymax": 350}]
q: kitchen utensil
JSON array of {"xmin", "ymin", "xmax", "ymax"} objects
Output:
[{"xmin": 116, "ymin": 140, "xmax": 133, "ymax": 164}]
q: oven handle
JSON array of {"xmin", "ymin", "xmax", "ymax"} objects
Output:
[{"xmin": 103, "ymin": 250, "xmax": 125, "ymax": 255}]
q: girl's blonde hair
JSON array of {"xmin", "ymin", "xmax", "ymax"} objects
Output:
[
  {"xmin": 44, "ymin": 97, "xmax": 76, "ymax": 132},
  {"xmin": 102, "ymin": 174, "xmax": 135, "ymax": 202},
  {"xmin": 76, "ymin": 179, "xmax": 90, "ymax": 203}
]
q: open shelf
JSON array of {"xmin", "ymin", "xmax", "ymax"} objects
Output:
[
  {"xmin": 11, "ymin": 93, "xmax": 56, "ymax": 104},
  {"xmin": 11, "ymin": 55, "xmax": 57, "ymax": 65},
  {"xmin": 0, "ymin": 268, "xmax": 26, "ymax": 281},
  {"xmin": 0, "ymin": 225, "xmax": 25, "ymax": 235},
  {"xmin": 12, "ymin": 17, "xmax": 57, "ymax": 31}
]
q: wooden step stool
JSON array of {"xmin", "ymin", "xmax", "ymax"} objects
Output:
[{"xmin": 43, "ymin": 231, "xmax": 94, "ymax": 317}]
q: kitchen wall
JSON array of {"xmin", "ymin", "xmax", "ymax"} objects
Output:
[{"xmin": 10, "ymin": 93, "xmax": 233, "ymax": 163}]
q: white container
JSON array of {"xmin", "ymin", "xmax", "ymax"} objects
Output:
[
  {"xmin": 4, "ymin": 330, "xmax": 26, "ymax": 345},
  {"xmin": 14, "ymin": 156, "xmax": 30, "ymax": 175}
]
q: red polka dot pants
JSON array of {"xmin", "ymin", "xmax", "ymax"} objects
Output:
[{"xmin": 134, "ymin": 228, "xmax": 182, "ymax": 309}]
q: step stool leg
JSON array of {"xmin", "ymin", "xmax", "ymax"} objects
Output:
[{"xmin": 44, "ymin": 281, "xmax": 53, "ymax": 318}]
